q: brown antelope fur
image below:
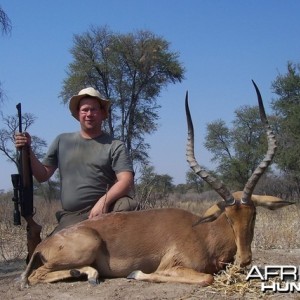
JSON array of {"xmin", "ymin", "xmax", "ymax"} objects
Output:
[{"xmin": 20, "ymin": 81, "xmax": 293, "ymax": 287}]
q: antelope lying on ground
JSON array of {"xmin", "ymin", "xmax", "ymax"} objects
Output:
[{"xmin": 20, "ymin": 81, "xmax": 292, "ymax": 287}]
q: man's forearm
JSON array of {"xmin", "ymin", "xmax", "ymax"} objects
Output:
[
  {"xmin": 29, "ymin": 148, "xmax": 53, "ymax": 182},
  {"xmin": 89, "ymin": 172, "xmax": 134, "ymax": 217},
  {"xmin": 102, "ymin": 180, "xmax": 132, "ymax": 207}
]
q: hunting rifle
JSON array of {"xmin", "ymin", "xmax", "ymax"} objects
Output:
[{"xmin": 11, "ymin": 103, "xmax": 41, "ymax": 263}]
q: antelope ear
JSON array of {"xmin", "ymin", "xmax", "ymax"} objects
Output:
[
  {"xmin": 251, "ymin": 194, "xmax": 294, "ymax": 210},
  {"xmin": 193, "ymin": 202, "xmax": 226, "ymax": 226}
]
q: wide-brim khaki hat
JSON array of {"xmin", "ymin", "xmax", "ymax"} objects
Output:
[{"xmin": 69, "ymin": 87, "xmax": 110, "ymax": 120}]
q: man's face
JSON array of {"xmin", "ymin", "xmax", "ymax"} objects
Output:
[{"xmin": 78, "ymin": 97, "xmax": 104, "ymax": 130}]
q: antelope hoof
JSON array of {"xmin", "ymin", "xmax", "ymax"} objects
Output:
[
  {"xmin": 20, "ymin": 281, "xmax": 29, "ymax": 289},
  {"xmin": 18, "ymin": 274, "xmax": 29, "ymax": 289},
  {"xmin": 127, "ymin": 270, "xmax": 141, "ymax": 280},
  {"xmin": 88, "ymin": 277, "xmax": 99, "ymax": 285}
]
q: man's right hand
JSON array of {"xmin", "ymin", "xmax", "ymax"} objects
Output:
[{"xmin": 15, "ymin": 132, "xmax": 31, "ymax": 149}]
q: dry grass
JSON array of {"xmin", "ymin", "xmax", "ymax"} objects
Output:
[
  {"xmin": 253, "ymin": 205, "xmax": 300, "ymax": 249},
  {"xmin": 209, "ymin": 265, "xmax": 261, "ymax": 298},
  {"xmin": 0, "ymin": 194, "xmax": 60, "ymax": 262}
]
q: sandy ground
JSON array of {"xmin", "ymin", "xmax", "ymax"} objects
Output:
[{"xmin": 1, "ymin": 248, "xmax": 299, "ymax": 299}]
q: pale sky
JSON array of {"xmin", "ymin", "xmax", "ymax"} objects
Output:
[{"xmin": 1, "ymin": 0, "xmax": 300, "ymax": 191}]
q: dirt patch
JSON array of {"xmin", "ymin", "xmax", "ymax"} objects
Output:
[{"xmin": 1, "ymin": 249, "xmax": 299, "ymax": 300}]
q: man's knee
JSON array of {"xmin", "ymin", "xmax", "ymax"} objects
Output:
[
  {"xmin": 50, "ymin": 207, "xmax": 91, "ymax": 236},
  {"xmin": 110, "ymin": 196, "xmax": 138, "ymax": 212}
]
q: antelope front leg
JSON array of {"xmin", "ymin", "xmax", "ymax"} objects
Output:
[
  {"xmin": 28, "ymin": 265, "xmax": 99, "ymax": 285},
  {"xmin": 128, "ymin": 266, "xmax": 214, "ymax": 285}
]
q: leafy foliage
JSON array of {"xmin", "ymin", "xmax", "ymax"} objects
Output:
[
  {"xmin": 135, "ymin": 165, "xmax": 174, "ymax": 208},
  {"xmin": 205, "ymin": 105, "xmax": 270, "ymax": 190},
  {"xmin": 271, "ymin": 62, "xmax": 300, "ymax": 197},
  {"xmin": 271, "ymin": 62, "xmax": 300, "ymax": 172}
]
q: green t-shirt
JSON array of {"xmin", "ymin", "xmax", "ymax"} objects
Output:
[{"xmin": 43, "ymin": 132, "xmax": 133, "ymax": 211}]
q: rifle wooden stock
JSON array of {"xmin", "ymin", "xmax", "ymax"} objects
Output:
[{"xmin": 15, "ymin": 103, "xmax": 42, "ymax": 263}]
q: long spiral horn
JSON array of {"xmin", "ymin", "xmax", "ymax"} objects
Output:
[
  {"xmin": 185, "ymin": 91, "xmax": 235, "ymax": 205},
  {"xmin": 241, "ymin": 80, "xmax": 277, "ymax": 204}
]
